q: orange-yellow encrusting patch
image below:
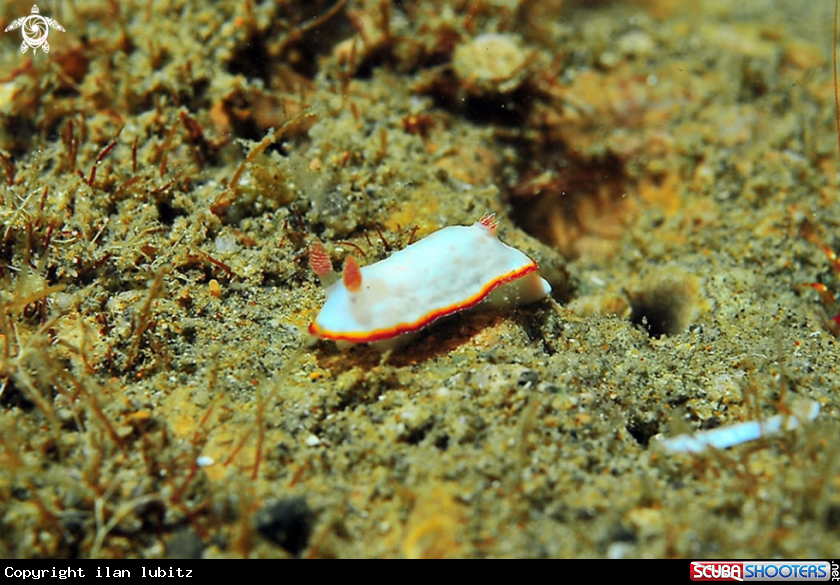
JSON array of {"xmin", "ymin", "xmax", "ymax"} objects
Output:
[{"xmin": 308, "ymin": 214, "xmax": 552, "ymax": 350}]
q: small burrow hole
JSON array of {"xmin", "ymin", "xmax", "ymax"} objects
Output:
[
  {"xmin": 627, "ymin": 271, "xmax": 699, "ymax": 338},
  {"xmin": 626, "ymin": 418, "xmax": 660, "ymax": 448}
]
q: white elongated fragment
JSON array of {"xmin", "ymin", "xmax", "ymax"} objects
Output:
[{"xmin": 655, "ymin": 400, "xmax": 820, "ymax": 454}]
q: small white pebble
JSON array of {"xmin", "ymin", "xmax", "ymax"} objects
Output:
[
  {"xmin": 196, "ymin": 456, "xmax": 214, "ymax": 467},
  {"xmin": 214, "ymin": 233, "xmax": 239, "ymax": 254},
  {"xmin": 305, "ymin": 434, "xmax": 321, "ymax": 446},
  {"xmin": 607, "ymin": 542, "xmax": 633, "ymax": 560}
]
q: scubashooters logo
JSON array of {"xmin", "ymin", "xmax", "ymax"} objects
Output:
[
  {"xmin": 692, "ymin": 563, "xmax": 744, "ymax": 582},
  {"xmin": 691, "ymin": 561, "xmax": 833, "ymax": 582}
]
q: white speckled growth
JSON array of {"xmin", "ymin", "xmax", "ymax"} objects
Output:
[{"xmin": 308, "ymin": 217, "xmax": 551, "ymax": 348}]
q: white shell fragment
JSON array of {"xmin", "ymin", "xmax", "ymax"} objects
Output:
[
  {"xmin": 655, "ymin": 399, "xmax": 820, "ymax": 454},
  {"xmin": 308, "ymin": 214, "xmax": 551, "ymax": 349}
]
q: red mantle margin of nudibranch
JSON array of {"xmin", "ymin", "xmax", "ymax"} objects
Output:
[{"xmin": 308, "ymin": 260, "xmax": 540, "ymax": 344}]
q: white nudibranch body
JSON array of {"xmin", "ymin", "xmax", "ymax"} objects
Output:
[{"xmin": 308, "ymin": 214, "xmax": 551, "ymax": 349}]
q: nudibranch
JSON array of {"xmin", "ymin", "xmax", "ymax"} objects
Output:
[{"xmin": 308, "ymin": 214, "xmax": 551, "ymax": 350}]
